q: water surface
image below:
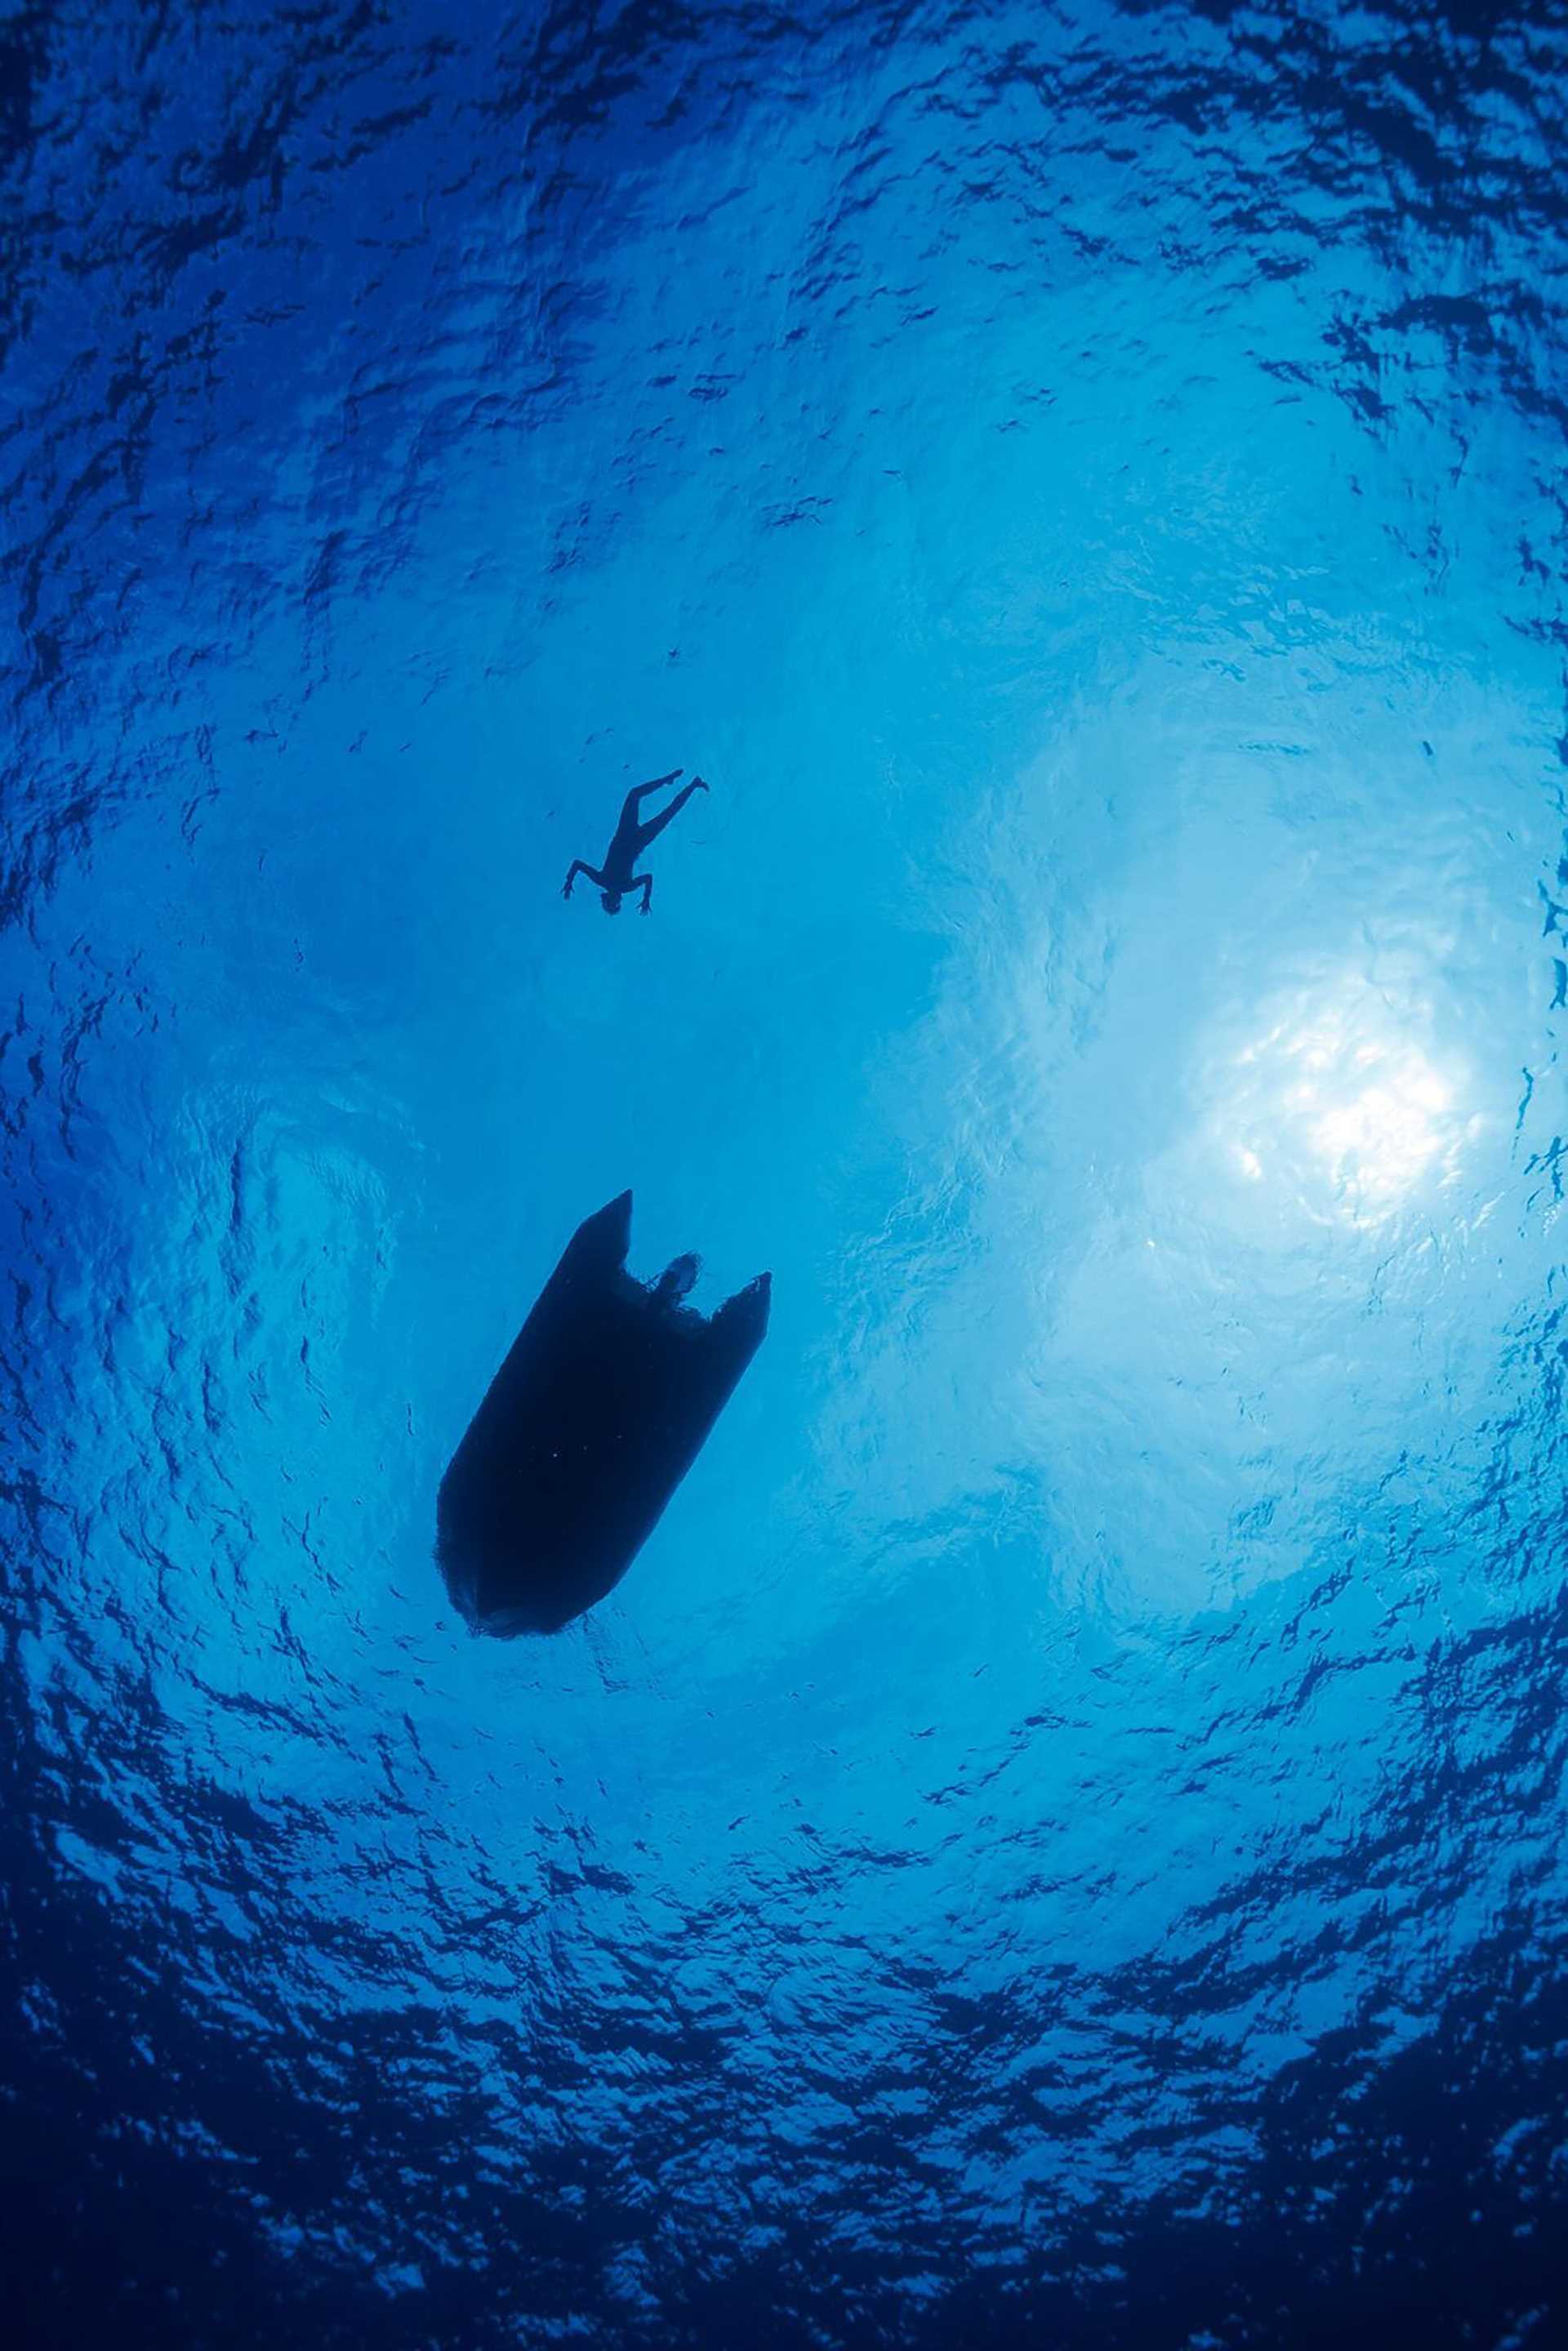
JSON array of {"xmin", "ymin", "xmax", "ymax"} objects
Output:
[{"xmin": 3, "ymin": 1, "xmax": 1567, "ymax": 2343}]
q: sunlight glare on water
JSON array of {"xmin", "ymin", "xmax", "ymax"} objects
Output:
[{"xmin": 1220, "ymin": 966, "xmax": 1474, "ymax": 1224}]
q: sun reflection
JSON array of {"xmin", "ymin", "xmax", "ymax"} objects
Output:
[{"xmin": 1219, "ymin": 978, "xmax": 1470, "ymax": 1222}]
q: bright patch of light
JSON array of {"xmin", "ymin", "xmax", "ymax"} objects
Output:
[{"xmin": 1215, "ymin": 975, "xmax": 1472, "ymax": 1224}]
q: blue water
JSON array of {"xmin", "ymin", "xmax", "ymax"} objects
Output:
[{"xmin": 3, "ymin": 1, "xmax": 1567, "ymax": 2342}]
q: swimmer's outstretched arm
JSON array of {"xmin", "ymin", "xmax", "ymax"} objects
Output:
[
  {"xmin": 635, "ymin": 873, "xmax": 653, "ymax": 915},
  {"xmin": 564, "ymin": 860, "xmax": 605, "ymax": 898}
]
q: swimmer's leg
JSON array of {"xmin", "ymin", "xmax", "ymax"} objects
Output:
[
  {"xmin": 634, "ymin": 778, "xmax": 705, "ymax": 850},
  {"xmin": 617, "ymin": 769, "xmax": 684, "ymax": 831}
]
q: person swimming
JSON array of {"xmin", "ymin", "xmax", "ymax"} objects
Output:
[{"xmin": 563, "ymin": 769, "xmax": 709, "ymax": 915}]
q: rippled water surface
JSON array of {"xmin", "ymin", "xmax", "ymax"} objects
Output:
[{"xmin": 4, "ymin": 2, "xmax": 1568, "ymax": 2344}]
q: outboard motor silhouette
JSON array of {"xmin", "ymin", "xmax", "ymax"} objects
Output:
[{"xmin": 437, "ymin": 1192, "xmax": 770, "ymax": 1633}]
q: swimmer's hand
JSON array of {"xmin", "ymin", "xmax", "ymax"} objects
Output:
[{"xmin": 562, "ymin": 871, "xmax": 574, "ymax": 899}]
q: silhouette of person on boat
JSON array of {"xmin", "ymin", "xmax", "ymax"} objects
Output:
[{"xmin": 564, "ymin": 769, "xmax": 708, "ymax": 915}]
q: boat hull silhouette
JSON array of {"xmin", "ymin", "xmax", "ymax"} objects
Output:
[{"xmin": 436, "ymin": 1193, "xmax": 770, "ymax": 1634}]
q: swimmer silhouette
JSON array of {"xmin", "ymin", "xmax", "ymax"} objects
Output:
[
  {"xmin": 563, "ymin": 768, "xmax": 708, "ymax": 915},
  {"xmin": 436, "ymin": 1192, "xmax": 770, "ymax": 1635}
]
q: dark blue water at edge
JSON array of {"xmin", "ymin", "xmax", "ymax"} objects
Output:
[{"xmin": 4, "ymin": 0, "xmax": 1568, "ymax": 2344}]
